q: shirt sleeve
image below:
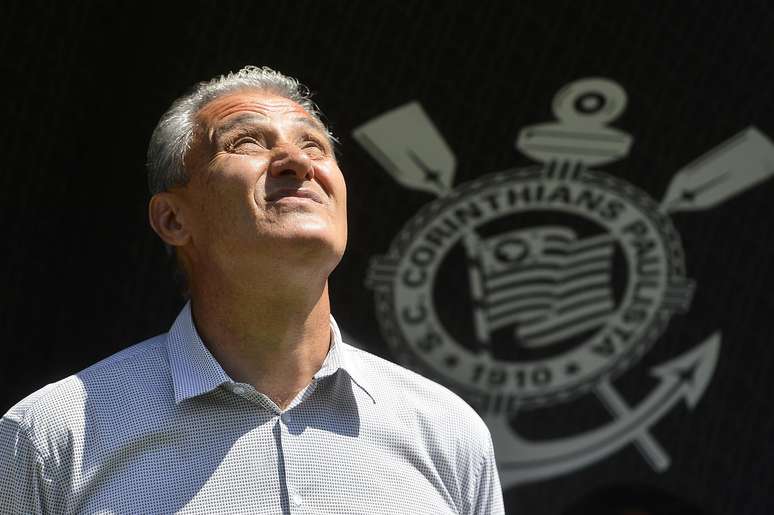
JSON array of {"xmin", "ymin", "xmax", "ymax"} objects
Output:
[
  {"xmin": 0, "ymin": 416, "xmax": 50, "ymax": 514},
  {"xmin": 472, "ymin": 432, "xmax": 505, "ymax": 515}
]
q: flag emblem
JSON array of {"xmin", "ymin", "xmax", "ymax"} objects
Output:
[{"xmin": 472, "ymin": 227, "xmax": 616, "ymax": 348}]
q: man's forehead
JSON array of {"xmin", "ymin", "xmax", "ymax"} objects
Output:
[{"xmin": 197, "ymin": 90, "xmax": 323, "ymax": 133}]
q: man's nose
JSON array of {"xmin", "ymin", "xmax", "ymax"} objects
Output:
[{"xmin": 268, "ymin": 145, "xmax": 315, "ymax": 181}]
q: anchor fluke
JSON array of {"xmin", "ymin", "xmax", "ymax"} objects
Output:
[{"xmin": 649, "ymin": 332, "xmax": 721, "ymax": 409}]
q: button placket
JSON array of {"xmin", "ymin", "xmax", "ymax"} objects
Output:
[{"xmin": 280, "ymin": 409, "xmax": 307, "ymax": 513}]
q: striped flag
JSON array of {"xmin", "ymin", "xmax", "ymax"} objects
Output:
[{"xmin": 470, "ymin": 227, "xmax": 616, "ymax": 348}]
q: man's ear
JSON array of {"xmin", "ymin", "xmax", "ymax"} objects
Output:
[{"xmin": 148, "ymin": 192, "xmax": 191, "ymax": 247}]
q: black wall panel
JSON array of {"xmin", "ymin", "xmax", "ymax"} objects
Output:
[{"xmin": 2, "ymin": 2, "xmax": 773, "ymax": 513}]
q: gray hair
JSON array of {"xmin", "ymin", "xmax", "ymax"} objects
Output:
[{"xmin": 146, "ymin": 65, "xmax": 330, "ymax": 195}]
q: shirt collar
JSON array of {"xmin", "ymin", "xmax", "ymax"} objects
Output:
[
  {"xmin": 166, "ymin": 302, "xmax": 376, "ymax": 404},
  {"xmin": 321, "ymin": 315, "xmax": 377, "ymax": 404},
  {"xmin": 166, "ymin": 302, "xmax": 233, "ymax": 404}
]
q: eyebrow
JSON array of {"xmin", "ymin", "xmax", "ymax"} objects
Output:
[
  {"xmin": 210, "ymin": 114, "xmax": 268, "ymax": 140},
  {"xmin": 291, "ymin": 116, "xmax": 328, "ymax": 133},
  {"xmin": 210, "ymin": 113, "xmax": 329, "ymax": 141}
]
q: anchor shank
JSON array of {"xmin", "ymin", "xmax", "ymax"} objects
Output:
[{"xmin": 595, "ymin": 380, "xmax": 671, "ymax": 471}]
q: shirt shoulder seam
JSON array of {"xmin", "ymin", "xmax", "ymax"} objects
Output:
[
  {"xmin": 5, "ymin": 414, "xmax": 47, "ymax": 467},
  {"xmin": 78, "ymin": 334, "xmax": 168, "ymax": 378},
  {"xmin": 9, "ymin": 336, "xmax": 168, "ymax": 423}
]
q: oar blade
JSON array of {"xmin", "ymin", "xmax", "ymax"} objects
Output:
[
  {"xmin": 661, "ymin": 127, "xmax": 774, "ymax": 213},
  {"xmin": 353, "ymin": 102, "xmax": 456, "ymax": 196}
]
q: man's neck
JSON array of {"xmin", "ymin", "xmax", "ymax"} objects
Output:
[{"xmin": 188, "ymin": 274, "xmax": 332, "ymax": 410}]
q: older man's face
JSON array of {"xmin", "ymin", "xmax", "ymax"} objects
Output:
[{"xmin": 177, "ymin": 89, "xmax": 347, "ymax": 277}]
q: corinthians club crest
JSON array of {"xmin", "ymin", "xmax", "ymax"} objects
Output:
[{"xmin": 352, "ymin": 78, "xmax": 774, "ymax": 487}]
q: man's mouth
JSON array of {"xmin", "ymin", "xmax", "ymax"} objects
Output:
[{"xmin": 265, "ymin": 188, "xmax": 324, "ymax": 204}]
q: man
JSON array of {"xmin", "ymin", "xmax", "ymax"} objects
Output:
[{"xmin": 0, "ymin": 66, "xmax": 504, "ymax": 514}]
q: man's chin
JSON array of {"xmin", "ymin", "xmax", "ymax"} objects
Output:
[{"xmin": 262, "ymin": 227, "xmax": 344, "ymax": 256}]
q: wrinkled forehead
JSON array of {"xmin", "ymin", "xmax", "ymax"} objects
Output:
[{"xmin": 195, "ymin": 88, "xmax": 326, "ymax": 137}]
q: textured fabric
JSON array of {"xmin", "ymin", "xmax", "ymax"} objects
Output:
[{"xmin": 1, "ymin": 302, "xmax": 504, "ymax": 514}]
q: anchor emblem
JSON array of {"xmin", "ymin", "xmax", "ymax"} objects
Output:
[{"xmin": 353, "ymin": 78, "xmax": 774, "ymax": 486}]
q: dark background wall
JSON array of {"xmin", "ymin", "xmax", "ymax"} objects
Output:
[{"xmin": 2, "ymin": 2, "xmax": 774, "ymax": 513}]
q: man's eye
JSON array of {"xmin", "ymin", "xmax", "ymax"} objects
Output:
[
  {"xmin": 234, "ymin": 137, "xmax": 259, "ymax": 147},
  {"xmin": 226, "ymin": 136, "xmax": 264, "ymax": 152},
  {"xmin": 303, "ymin": 140, "xmax": 326, "ymax": 156}
]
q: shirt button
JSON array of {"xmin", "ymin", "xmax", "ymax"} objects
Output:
[
  {"xmin": 233, "ymin": 386, "xmax": 245, "ymax": 395},
  {"xmin": 291, "ymin": 492, "xmax": 303, "ymax": 506}
]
